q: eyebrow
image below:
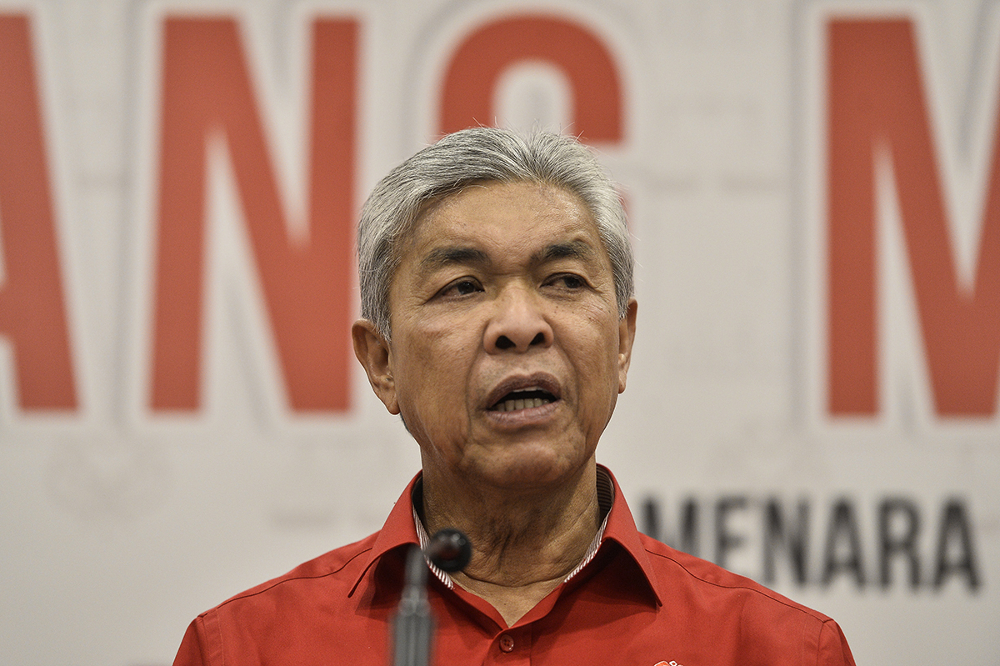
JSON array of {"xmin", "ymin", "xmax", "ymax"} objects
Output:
[
  {"xmin": 533, "ymin": 239, "xmax": 596, "ymax": 265},
  {"xmin": 419, "ymin": 246, "xmax": 491, "ymax": 273},
  {"xmin": 417, "ymin": 238, "xmax": 598, "ymax": 275}
]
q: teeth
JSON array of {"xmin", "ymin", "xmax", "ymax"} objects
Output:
[{"xmin": 497, "ymin": 397, "xmax": 549, "ymax": 412}]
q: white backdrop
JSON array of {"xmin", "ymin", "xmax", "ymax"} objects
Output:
[{"xmin": 0, "ymin": 1, "xmax": 997, "ymax": 664}]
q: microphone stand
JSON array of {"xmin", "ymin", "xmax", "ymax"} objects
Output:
[
  {"xmin": 392, "ymin": 547, "xmax": 432, "ymax": 666},
  {"xmin": 392, "ymin": 529, "xmax": 471, "ymax": 666}
]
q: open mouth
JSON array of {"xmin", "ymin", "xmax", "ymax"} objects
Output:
[{"xmin": 489, "ymin": 388, "xmax": 557, "ymax": 412}]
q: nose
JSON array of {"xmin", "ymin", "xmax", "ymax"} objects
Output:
[{"xmin": 484, "ymin": 284, "xmax": 554, "ymax": 353}]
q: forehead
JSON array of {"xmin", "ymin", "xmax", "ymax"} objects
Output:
[{"xmin": 403, "ymin": 181, "xmax": 602, "ymax": 259}]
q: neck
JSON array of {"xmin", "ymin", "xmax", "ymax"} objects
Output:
[{"xmin": 420, "ymin": 463, "xmax": 601, "ymax": 625}]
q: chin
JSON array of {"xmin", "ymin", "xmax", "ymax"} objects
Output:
[{"xmin": 475, "ymin": 447, "xmax": 589, "ymax": 491}]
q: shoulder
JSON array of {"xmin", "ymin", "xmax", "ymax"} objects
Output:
[
  {"xmin": 634, "ymin": 535, "xmax": 857, "ymax": 663},
  {"xmin": 201, "ymin": 531, "xmax": 379, "ymax": 619},
  {"xmin": 637, "ymin": 533, "xmax": 837, "ymax": 637},
  {"xmin": 174, "ymin": 532, "xmax": 390, "ymax": 665}
]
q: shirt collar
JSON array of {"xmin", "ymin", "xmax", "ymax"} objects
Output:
[
  {"xmin": 347, "ymin": 473, "xmax": 423, "ymax": 598},
  {"xmin": 411, "ymin": 481, "xmax": 456, "ymax": 589},
  {"xmin": 349, "ymin": 465, "xmax": 663, "ymax": 607},
  {"xmin": 596, "ymin": 465, "xmax": 664, "ymax": 606}
]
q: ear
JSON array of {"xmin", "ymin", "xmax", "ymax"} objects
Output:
[
  {"xmin": 617, "ymin": 298, "xmax": 638, "ymax": 394},
  {"xmin": 352, "ymin": 319, "xmax": 400, "ymax": 414}
]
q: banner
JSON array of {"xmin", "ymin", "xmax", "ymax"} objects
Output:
[{"xmin": 0, "ymin": 1, "xmax": 996, "ymax": 664}]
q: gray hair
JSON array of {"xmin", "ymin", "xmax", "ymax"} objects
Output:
[{"xmin": 357, "ymin": 127, "xmax": 634, "ymax": 338}]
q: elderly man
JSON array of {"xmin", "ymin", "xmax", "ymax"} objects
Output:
[{"xmin": 172, "ymin": 128, "xmax": 856, "ymax": 665}]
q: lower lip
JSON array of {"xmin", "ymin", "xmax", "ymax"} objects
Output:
[{"xmin": 484, "ymin": 399, "xmax": 561, "ymax": 428}]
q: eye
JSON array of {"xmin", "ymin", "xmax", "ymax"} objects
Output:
[
  {"xmin": 546, "ymin": 273, "xmax": 588, "ymax": 290},
  {"xmin": 439, "ymin": 278, "xmax": 484, "ymax": 298}
]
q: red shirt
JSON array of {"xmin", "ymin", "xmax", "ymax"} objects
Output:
[{"xmin": 173, "ymin": 468, "xmax": 856, "ymax": 666}]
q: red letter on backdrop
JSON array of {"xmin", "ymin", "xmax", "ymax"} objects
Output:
[
  {"xmin": 439, "ymin": 14, "xmax": 622, "ymax": 141},
  {"xmin": 152, "ymin": 17, "xmax": 356, "ymax": 412},
  {"xmin": 828, "ymin": 19, "xmax": 1000, "ymax": 416},
  {"xmin": 0, "ymin": 15, "xmax": 77, "ymax": 410}
]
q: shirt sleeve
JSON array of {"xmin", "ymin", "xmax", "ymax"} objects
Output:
[
  {"xmin": 172, "ymin": 619, "xmax": 210, "ymax": 666},
  {"xmin": 818, "ymin": 619, "xmax": 857, "ymax": 666}
]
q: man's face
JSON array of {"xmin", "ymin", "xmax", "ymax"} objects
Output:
[{"xmin": 354, "ymin": 180, "xmax": 637, "ymax": 491}]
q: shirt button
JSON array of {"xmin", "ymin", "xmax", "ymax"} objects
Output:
[{"xmin": 499, "ymin": 633, "xmax": 515, "ymax": 653}]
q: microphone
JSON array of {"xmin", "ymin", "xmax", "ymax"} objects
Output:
[
  {"xmin": 425, "ymin": 528, "xmax": 472, "ymax": 574},
  {"xmin": 392, "ymin": 529, "xmax": 472, "ymax": 666}
]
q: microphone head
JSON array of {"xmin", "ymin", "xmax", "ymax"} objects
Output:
[{"xmin": 427, "ymin": 528, "xmax": 472, "ymax": 573}]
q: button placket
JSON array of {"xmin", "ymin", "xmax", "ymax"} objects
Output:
[{"xmin": 488, "ymin": 626, "xmax": 534, "ymax": 664}]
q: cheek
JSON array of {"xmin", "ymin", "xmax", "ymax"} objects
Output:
[
  {"xmin": 577, "ymin": 309, "xmax": 622, "ymax": 369},
  {"xmin": 394, "ymin": 329, "xmax": 471, "ymax": 409},
  {"xmin": 573, "ymin": 321, "xmax": 624, "ymax": 411}
]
